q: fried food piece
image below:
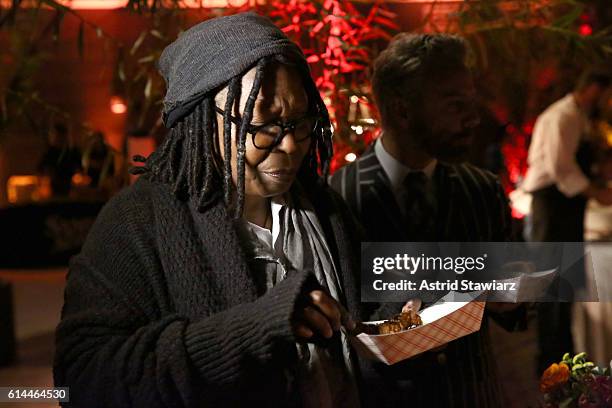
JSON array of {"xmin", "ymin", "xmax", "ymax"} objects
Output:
[
  {"xmin": 395, "ymin": 310, "xmax": 422, "ymax": 330},
  {"xmin": 378, "ymin": 320, "xmax": 403, "ymax": 334},
  {"xmin": 355, "ymin": 310, "xmax": 423, "ymax": 335}
]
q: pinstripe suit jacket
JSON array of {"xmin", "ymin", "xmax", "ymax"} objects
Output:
[
  {"xmin": 330, "ymin": 145, "xmax": 512, "ymax": 242},
  {"xmin": 330, "ymin": 145, "xmax": 513, "ymax": 408}
]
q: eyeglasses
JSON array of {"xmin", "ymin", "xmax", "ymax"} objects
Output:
[{"xmin": 214, "ymin": 106, "xmax": 318, "ymax": 150}]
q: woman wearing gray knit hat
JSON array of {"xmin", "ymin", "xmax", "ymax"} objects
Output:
[{"xmin": 54, "ymin": 12, "xmax": 370, "ymax": 408}]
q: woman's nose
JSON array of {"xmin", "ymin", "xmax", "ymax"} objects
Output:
[{"xmin": 274, "ymin": 131, "xmax": 299, "ymax": 154}]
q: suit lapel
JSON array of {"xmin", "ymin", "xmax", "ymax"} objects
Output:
[
  {"xmin": 357, "ymin": 146, "xmax": 406, "ymax": 240},
  {"xmin": 433, "ymin": 162, "xmax": 469, "ymax": 241}
]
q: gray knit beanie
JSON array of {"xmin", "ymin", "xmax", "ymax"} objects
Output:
[{"xmin": 158, "ymin": 12, "xmax": 310, "ymax": 128}]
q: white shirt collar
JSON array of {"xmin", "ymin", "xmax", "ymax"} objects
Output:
[
  {"xmin": 374, "ymin": 137, "xmax": 437, "ymax": 192},
  {"xmin": 245, "ymin": 197, "xmax": 285, "ymax": 249}
]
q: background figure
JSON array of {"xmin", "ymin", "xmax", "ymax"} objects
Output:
[
  {"xmin": 37, "ymin": 123, "xmax": 81, "ymax": 197},
  {"xmin": 522, "ymin": 69, "xmax": 612, "ymax": 373},
  {"xmin": 81, "ymin": 131, "xmax": 116, "ymax": 188},
  {"xmin": 331, "ymin": 33, "xmax": 523, "ymax": 408}
]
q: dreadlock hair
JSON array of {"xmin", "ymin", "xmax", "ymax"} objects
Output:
[{"xmin": 131, "ymin": 56, "xmax": 333, "ymax": 218}]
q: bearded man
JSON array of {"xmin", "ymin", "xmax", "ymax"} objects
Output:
[{"xmin": 331, "ymin": 33, "xmax": 522, "ymax": 408}]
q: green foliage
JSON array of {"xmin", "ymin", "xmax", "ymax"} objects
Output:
[
  {"xmin": 1, "ymin": 0, "xmax": 610, "ymax": 170},
  {"xmin": 412, "ymin": 0, "xmax": 611, "ymax": 187},
  {"xmin": 0, "ymin": 0, "xmax": 122, "ymax": 136},
  {"xmin": 542, "ymin": 352, "xmax": 612, "ymax": 407},
  {"xmin": 422, "ymin": 0, "xmax": 612, "ymax": 125},
  {"xmin": 113, "ymin": 9, "xmax": 197, "ymax": 136}
]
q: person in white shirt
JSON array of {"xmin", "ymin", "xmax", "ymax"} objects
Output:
[
  {"xmin": 523, "ymin": 70, "xmax": 612, "ymax": 240},
  {"xmin": 522, "ymin": 69, "xmax": 611, "ymax": 373}
]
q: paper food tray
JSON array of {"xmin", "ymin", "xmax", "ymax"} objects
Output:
[
  {"xmin": 491, "ymin": 268, "xmax": 557, "ymax": 302},
  {"xmin": 351, "ymin": 292, "xmax": 485, "ymax": 365}
]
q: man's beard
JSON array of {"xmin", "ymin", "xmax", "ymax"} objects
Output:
[{"xmin": 409, "ymin": 118, "xmax": 472, "ymax": 163}]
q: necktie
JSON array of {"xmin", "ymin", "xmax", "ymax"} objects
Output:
[{"xmin": 400, "ymin": 171, "xmax": 436, "ymax": 241}]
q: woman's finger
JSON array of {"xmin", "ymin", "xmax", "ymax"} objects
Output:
[
  {"xmin": 308, "ymin": 290, "xmax": 342, "ymax": 331},
  {"xmin": 293, "ymin": 323, "xmax": 314, "ymax": 340},
  {"xmin": 302, "ymin": 305, "xmax": 334, "ymax": 339}
]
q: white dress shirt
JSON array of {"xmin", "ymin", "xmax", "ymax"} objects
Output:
[
  {"xmin": 244, "ymin": 199, "xmax": 283, "ymax": 250},
  {"xmin": 239, "ymin": 195, "xmax": 360, "ymax": 408},
  {"xmin": 374, "ymin": 137, "xmax": 437, "ymax": 205},
  {"xmin": 522, "ymin": 93, "xmax": 591, "ymax": 197}
]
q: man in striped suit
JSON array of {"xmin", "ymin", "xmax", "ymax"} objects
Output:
[{"xmin": 331, "ymin": 33, "xmax": 521, "ymax": 407}]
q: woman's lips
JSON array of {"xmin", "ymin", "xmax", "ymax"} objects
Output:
[{"xmin": 261, "ymin": 169, "xmax": 297, "ymax": 182}]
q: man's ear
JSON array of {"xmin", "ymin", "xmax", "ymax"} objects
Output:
[{"xmin": 389, "ymin": 99, "xmax": 411, "ymax": 128}]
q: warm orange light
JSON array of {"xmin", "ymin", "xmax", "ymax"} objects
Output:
[
  {"xmin": 1, "ymin": 0, "xmax": 260, "ymax": 7},
  {"xmin": 598, "ymin": 121, "xmax": 612, "ymax": 147},
  {"xmin": 7, "ymin": 175, "xmax": 39, "ymax": 203},
  {"xmin": 71, "ymin": 172, "xmax": 92, "ymax": 187},
  {"xmin": 38, "ymin": 176, "xmax": 52, "ymax": 200},
  {"xmin": 345, "ymin": 152, "xmax": 357, "ymax": 162},
  {"xmin": 57, "ymin": 0, "xmax": 127, "ymax": 9},
  {"xmin": 110, "ymin": 96, "xmax": 127, "ymax": 114}
]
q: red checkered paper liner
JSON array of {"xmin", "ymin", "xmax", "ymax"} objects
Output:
[{"xmin": 351, "ymin": 295, "xmax": 485, "ymax": 365}]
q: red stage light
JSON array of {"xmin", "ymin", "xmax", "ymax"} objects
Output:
[{"xmin": 578, "ymin": 24, "xmax": 593, "ymax": 36}]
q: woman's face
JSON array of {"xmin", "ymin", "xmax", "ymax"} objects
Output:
[{"xmin": 215, "ymin": 64, "xmax": 313, "ymax": 199}]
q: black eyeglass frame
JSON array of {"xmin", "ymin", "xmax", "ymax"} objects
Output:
[{"xmin": 214, "ymin": 106, "xmax": 320, "ymax": 150}]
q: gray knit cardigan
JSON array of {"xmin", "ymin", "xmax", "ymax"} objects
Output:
[{"xmin": 52, "ymin": 177, "xmax": 366, "ymax": 408}]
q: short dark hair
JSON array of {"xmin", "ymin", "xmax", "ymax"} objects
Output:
[
  {"xmin": 575, "ymin": 68, "xmax": 611, "ymax": 91},
  {"xmin": 371, "ymin": 33, "xmax": 469, "ymax": 128}
]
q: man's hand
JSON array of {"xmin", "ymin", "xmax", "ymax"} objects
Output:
[
  {"xmin": 292, "ymin": 290, "xmax": 355, "ymax": 341},
  {"xmin": 402, "ymin": 298, "xmax": 422, "ymax": 313}
]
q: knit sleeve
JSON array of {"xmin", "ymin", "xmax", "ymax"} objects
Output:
[
  {"xmin": 53, "ymin": 186, "xmax": 319, "ymax": 407},
  {"xmin": 54, "ymin": 254, "xmax": 317, "ymax": 407}
]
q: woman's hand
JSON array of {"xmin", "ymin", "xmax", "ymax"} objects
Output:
[{"xmin": 292, "ymin": 290, "xmax": 356, "ymax": 341}]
